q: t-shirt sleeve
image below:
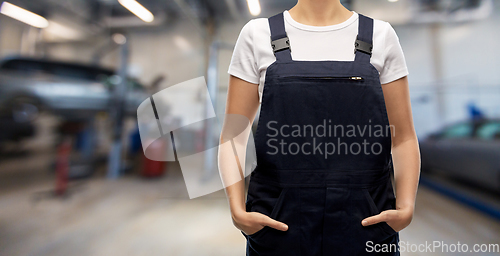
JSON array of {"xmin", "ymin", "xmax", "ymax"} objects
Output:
[
  {"xmin": 379, "ymin": 22, "xmax": 409, "ymax": 84},
  {"xmin": 227, "ymin": 20, "xmax": 260, "ymax": 85}
]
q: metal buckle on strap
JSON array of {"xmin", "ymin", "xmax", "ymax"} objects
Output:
[
  {"xmin": 354, "ymin": 39, "xmax": 372, "ymax": 56},
  {"xmin": 271, "ymin": 37, "xmax": 290, "ymax": 53}
]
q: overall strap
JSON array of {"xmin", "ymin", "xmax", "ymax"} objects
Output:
[
  {"xmin": 268, "ymin": 12, "xmax": 292, "ymax": 62},
  {"xmin": 354, "ymin": 14, "xmax": 374, "ymax": 63}
]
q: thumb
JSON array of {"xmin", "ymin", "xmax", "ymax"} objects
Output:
[
  {"xmin": 362, "ymin": 212, "xmax": 386, "ymax": 226},
  {"xmin": 261, "ymin": 216, "xmax": 288, "ymax": 231}
]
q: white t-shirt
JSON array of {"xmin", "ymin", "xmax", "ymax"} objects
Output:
[{"xmin": 228, "ymin": 10, "xmax": 409, "ymax": 102}]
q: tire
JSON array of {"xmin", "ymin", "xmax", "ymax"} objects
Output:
[{"xmin": 8, "ymin": 97, "xmax": 42, "ymax": 123}]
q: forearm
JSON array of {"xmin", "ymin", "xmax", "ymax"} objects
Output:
[
  {"xmin": 218, "ymin": 120, "xmax": 252, "ymax": 219},
  {"xmin": 392, "ymin": 136, "xmax": 421, "ymax": 212},
  {"xmin": 226, "ymin": 178, "xmax": 247, "ymax": 219}
]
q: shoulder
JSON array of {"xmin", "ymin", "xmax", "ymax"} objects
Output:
[
  {"xmin": 368, "ymin": 16, "xmax": 401, "ymax": 50},
  {"xmin": 354, "ymin": 13, "xmax": 399, "ymax": 45},
  {"xmin": 243, "ymin": 17, "xmax": 271, "ymax": 36},
  {"xmin": 235, "ymin": 17, "xmax": 275, "ymax": 54},
  {"xmin": 235, "ymin": 17, "xmax": 271, "ymax": 44},
  {"xmin": 372, "ymin": 17, "xmax": 394, "ymax": 40}
]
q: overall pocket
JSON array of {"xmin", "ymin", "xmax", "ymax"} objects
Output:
[
  {"xmin": 362, "ymin": 188, "xmax": 397, "ymax": 236},
  {"xmin": 247, "ymin": 186, "xmax": 289, "ymax": 239}
]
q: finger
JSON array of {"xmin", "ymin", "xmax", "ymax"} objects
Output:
[
  {"xmin": 261, "ymin": 216, "xmax": 288, "ymax": 231},
  {"xmin": 362, "ymin": 212, "xmax": 387, "ymax": 226}
]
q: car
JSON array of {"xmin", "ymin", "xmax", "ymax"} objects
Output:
[
  {"xmin": 419, "ymin": 118, "xmax": 500, "ymax": 192},
  {"xmin": 0, "ymin": 57, "xmax": 150, "ymax": 121}
]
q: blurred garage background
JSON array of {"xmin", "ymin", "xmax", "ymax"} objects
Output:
[{"xmin": 0, "ymin": 0, "xmax": 499, "ymax": 255}]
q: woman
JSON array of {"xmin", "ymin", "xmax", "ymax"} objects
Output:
[{"xmin": 219, "ymin": 0, "xmax": 420, "ymax": 255}]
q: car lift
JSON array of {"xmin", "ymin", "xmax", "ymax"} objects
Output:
[{"xmin": 33, "ymin": 121, "xmax": 88, "ymax": 201}]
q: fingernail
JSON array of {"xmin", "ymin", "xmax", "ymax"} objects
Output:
[
  {"xmin": 362, "ymin": 220, "xmax": 368, "ymax": 225},
  {"xmin": 283, "ymin": 224, "xmax": 288, "ymax": 229}
]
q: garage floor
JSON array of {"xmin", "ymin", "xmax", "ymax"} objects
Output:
[{"xmin": 0, "ymin": 148, "xmax": 499, "ymax": 256}]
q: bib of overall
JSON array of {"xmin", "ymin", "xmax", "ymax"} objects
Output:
[{"xmin": 241, "ymin": 13, "xmax": 400, "ymax": 255}]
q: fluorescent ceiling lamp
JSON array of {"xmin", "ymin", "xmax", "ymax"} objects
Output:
[
  {"xmin": 45, "ymin": 21, "xmax": 84, "ymax": 41},
  {"xmin": 0, "ymin": 2, "xmax": 49, "ymax": 28},
  {"xmin": 247, "ymin": 0, "xmax": 261, "ymax": 16},
  {"xmin": 118, "ymin": 0, "xmax": 154, "ymax": 23}
]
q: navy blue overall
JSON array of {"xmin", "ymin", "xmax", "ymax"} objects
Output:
[{"xmin": 241, "ymin": 13, "xmax": 400, "ymax": 255}]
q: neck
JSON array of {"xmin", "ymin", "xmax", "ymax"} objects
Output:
[{"xmin": 288, "ymin": 0, "xmax": 353, "ymax": 26}]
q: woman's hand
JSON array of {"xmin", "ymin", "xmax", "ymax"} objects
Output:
[
  {"xmin": 361, "ymin": 206, "xmax": 414, "ymax": 232},
  {"xmin": 232, "ymin": 211, "xmax": 289, "ymax": 236}
]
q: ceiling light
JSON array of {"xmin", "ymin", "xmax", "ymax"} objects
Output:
[
  {"xmin": 247, "ymin": 0, "xmax": 261, "ymax": 16},
  {"xmin": 45, "ymin": 21, "xmax": 84, "ymax": 40},
  {"xmin": 113, "ymin": 33, "xmax": 127, "ymax": 45},
  {"xmin": 173, "ymin": 35, "xmax": 191, "ymax": 52},
  {"xmin": 0, "ymin": 2, "xmax": 48, "ymax": 28},
  {"xmin": 118, "ymin": 0, "xmax": 154, "ymax": 23}
]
